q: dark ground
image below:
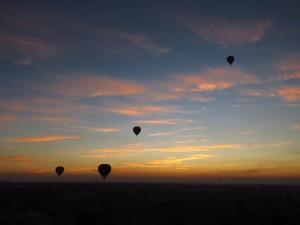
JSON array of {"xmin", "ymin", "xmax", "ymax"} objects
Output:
[{"xmin": 0, "ymin": 182, "xmax": 299, "ymax": 225}]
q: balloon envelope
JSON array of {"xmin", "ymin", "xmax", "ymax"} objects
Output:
[
  {"xmin": 133, "ymin": 126, "xmax": 141, "ymax": 136},
  {"xmin": 55, "ymin": 166, "xmax": 64, "ymax": 176},
  {"xmin": 227, "ymin": 56, "xmax": 235, "ymax": 65},
  {"xmin": 98, "ymin": 164, "xmax": 111, "ymax": 179}
]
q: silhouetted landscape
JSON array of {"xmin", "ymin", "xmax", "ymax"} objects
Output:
[{"xmin": 0, "ymin": 182, "xmax": 299, "ymax": 225}]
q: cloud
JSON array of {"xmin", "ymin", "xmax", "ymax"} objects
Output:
[
  {"xmin": 170, "ymin": 67, "xmax": 258, "ymax": 93},
  {"xmin": 184, "ymin": 19, "xmax": 272, "ymax": 46},
  {"xmin": 90, "ymin": 28, "xmax": 170, "ymax": 54},
  {"xmin": 82, "ymin": 144, "xmax": 146, "ymax": 158},
  {"xmin": 240, "ymin": 86, "xmax": 300, "ymax": 102},
  {"xmin": 0, "ymin": 97, "xmax": 88, "ymax": 114},
  {"xmin": 248, "ymin": 140, "xmax": 295, "ymax": 148},
  {"xmin": 12, "ymin": 135, "xmax": 80, "ymax": 143},
  {"xmin": 119, "ymin": 154, "xmax": 214, "ymax": 169},
  {"xmin": 274, "ymin": 56, "xmax": 300, "ymax": 82},
  {"xmin": 103, "ymin": 105, "xmax": 177, "ymax": 116},
  {"xmin": 291, "ymin": 123, "xmax": 300, "ymax": 130},
  {"xmin": 0, "ymin": 155, "xmax": 30, "ymax": 163},
  {"xmin": 83, "ymin": 127, "xmax": 120, "ymax": 133},
  {"xmin": 158, "ymin": 144, "xmax": 241, "ymax": 153},
  {"xmin": 0, "ymin": 32, "xmax": 57, "ymax": 65},
  {"xmin": 43, "ymin": 74, "xmax": 145, "ymax": 98},
  {"xmin": 149, "ymin": 131, "xmax": 177, "ymax": 137},
  {"xmin": 276, "ymin": 86, "xmax": 300, "ymax": 102},
  {"xmin": 0, "ymin": 115, "xmax": 17, "ymax": 123},
  {"xmin": 239, "ymin": 88, "xmax": 276, "ymax": 97},
  {"xmin": 135, "ymin": 119, "xmax": 179, "ymax": 125}
]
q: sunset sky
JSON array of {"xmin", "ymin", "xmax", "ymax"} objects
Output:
[{"xmin": 0, "ymin": 0, "xmax": 300, "ymax": 182}]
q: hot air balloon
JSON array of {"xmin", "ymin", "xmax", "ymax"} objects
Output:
[
  {"xmin": 98, "ymin": 164, "xmax": 111, "ymax": 180},
  {"xmin": 55, "ymin": 166, "xmax": 64, "ymax": 176},
  {"xmin": 133, "ymin": 126, "xmax": 141, "ymax": 136},
  {"xmin": 227, "ymin": 55, "xmax": 235, "ymax": 66}
]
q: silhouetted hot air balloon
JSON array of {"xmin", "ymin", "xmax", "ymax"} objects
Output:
[
  {"xmin": 227, "ymin": 55, "xmax": 235, "ymax": 66},
  {"xmin": 55, "ymin": 166, "xmax": 64, "ymax": 176},
  {"xmin": 133, "ymin": 126, "xmax": 141, "ymax": 136},
  {"xmin": 98, "ymin": 164, "xmax": 111, "ymax": 180}
]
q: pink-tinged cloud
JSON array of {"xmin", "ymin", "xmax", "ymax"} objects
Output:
[
  {"xmin": 0, "ymin": 156, "xmax": 30, "ymax": 163},
  {"xmin": 291, "ymin": 123, "xmax": 300, "ymax": 130},
  {"xmin": 0, "ymin": 115, "xmax": 17, "ymax": 122},
  {"xmin": 185, "ymin": 19, "xmax": 272, "ymax": 46},
  {"xmin": 44, "ymin": 74, "xmax": 145, "ymax": 98},
  {"xmin": 239, "ymin": 88, "xmax": 276, "ymax": 97},
  {"xmin": 103, "ymin": 105, "xmax": 178, "ymax": 116},
  {"xmin": 240, "ymin": 86, "xmax": 300, "ymax": 102},
  {"xmin": 12, "ymin": 135, "xmax": 80, "ymax": 143},
  {"xmin": 91, "ymin": 29, "xmax": 170, "ymax": 54},
  {"xmin": 170, "ymin": 67, "xmax": 258, "ymax": 93},
  {"xmin": 275, "ymin": 56, "xmax": 300, "ymax": 81},
  {"xmin": 276, "ymin": 86, "xmax": 300, "ymax": 102},
  {"xmin": 0, "ymin": 32, "xmax": 57, "ymax": 64},
  {"xmin": 0, "ymin": 97, "xmax": 88, "ymax": 114},
  {"xmin": 135, "ymin": 119, "xmax": 179, "ymax": 125},
  {"xmin": 84, "ymin": 127, "xmax": 120, "ymax": 133}
]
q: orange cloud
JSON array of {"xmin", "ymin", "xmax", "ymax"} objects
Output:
[
  {"xmin": 0, "ymin": 97, "xmax": 88, "ymax": 114},
  {"xmin": 273, "ymin": 56, "xmax": 300, "ymax": 81},
  {"xmin": 0, "ymin": 115, "xmax": 17, "ymax": 122},
  {"xmin": 159, "ymin": 144, "xmax": 241, "ymax": 153},
  {"xmin": 12, "ymin": 135, "xmax": 80, "ymax": 143},
  {"xmin": 170, "ymin": 67, "xmax": 258, "ymax": 93},
  {"xmin": 0, "ymin": 155, "xmax": 31, "ymax": 163},
  {"xmin": 185, "ymin": 19, "xmax": 272, "ymax": 46},
  {"xmin": 84, "ymin": 127, "xmax": 120, "ymax": 133},
  {"xmin": 82, "ymin": 144, "xmax": 146, "ymax": 158},
  {"xmin": 103, "ymin": 105, "xmax": 177, "ymax": 116},
  {"xmin": 44, "ymin": 74, "xmax": 145, "ymax": 98},
  {"xmin": 276, "ymin": 86, "xmax": 300, "ymax": 102},
  {"xmin": 119, "ymin": 154, "xmax": 214, "ymax": 169}
]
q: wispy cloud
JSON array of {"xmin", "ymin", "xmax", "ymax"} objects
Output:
[
  {"xmin": 12, "ymin": 135, "xmax": 80, "ymax": 143},
  {"xmin": 291, "ymin": 123, "xmax": 300, "ymax": 131},
  {"xmin": 0, "ymin": 97, "xmax": 88, "ymax": 114},
  {"xmin": 82, "ymin": 144, "xmax": 146, "ymax": 158},
  {"xmin": 43, "ymin": 74, "xmax": 145, "ymax": 98},
  {"xmin": 276, "ymin": 86, "xmax": 300, "ymax": 102},
  {"xmin": 149, "ymin": 131, "xmax": 177, "ymax": 137},
  {"xmin": 0, "ymin": 32, "xmax": 57, "ymax": 65},
  {"xmin": 158, "ymin": 144, "xmax": 241, "ymax": 153},
  {"xmin": 90, "ymin": 28, "xmax": 170, "ymax": 54},
  {"xmin": 170, "ymin": 67, "xmax": 258, "ymax": 93},
  {"xmin": 83, "ymin": 127, "xmax": 120, "ymax": 133},
  {"xmin": 248, "ymin": 140, "xmax": 295, "ymax": 148},
  {"xmin": 184, "ymin": 19, "xmax": 272, "ymax": 46},
  {"xmin": 135, "ymin": 119, "xmax": 179, "ymax": 125},
  {"xmin": 274, "ymin": 56, "xmax": 300, "ymax": 81},
  {"xmin": 0, "ymin": 115, "xmax": 17, "ymax": 123},
  {"xmin": 103, "ymin": 105, "xmax": 178, "ymax": 116},
  {"xmin": 0, "ymin": 155, "xmax": 31, "ymax": 163},
  {"xmin": 240, "ymin": 86, "xmax": 300, "ymax": 102},
  {"xmin": 119, "ymin": 154, "xmax": 214, "ymax": 169}
]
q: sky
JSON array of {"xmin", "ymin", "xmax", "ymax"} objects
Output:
[{"xmin": 0, "ymin": 0, "xmax": 300, "ymax": 183}]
